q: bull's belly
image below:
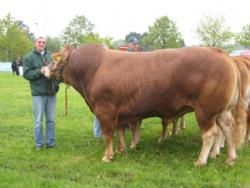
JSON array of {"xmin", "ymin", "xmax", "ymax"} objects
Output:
[{"xmin": 117, "ymin": 105, "xmax": 193, "ymax": 125}]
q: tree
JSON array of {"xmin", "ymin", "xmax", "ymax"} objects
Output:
[
  {"xmin": 62, "ymin": 15, "xmax": 94, "ymax": 47},
  {"xmin": 80, "ymin": 33, "xmax": 113, "ymax": 48},
  {"xmin": 46, "ymin": 37, "xmax": 63, "ymax": 53},
  {"xmin": 196, "ymin": 15, "xmax": 234, "ymax": 48},
  {"xmin": 236, "ymin": 24, "xmax": 250, "ymax": 48},
  {"xmin": 142, "ymin": 16, "xmax": 184, "ymax": 50},
  {"xmin": 61, "ymin": 15, "xmax": 113, "ymax": 48},
  {"xmin": 0, "ymin": 13, "xmax": 33, "ymax": 61},
  {"xmin": 61, "ymin": 15, "xmax": 94, "ymax": 47}
]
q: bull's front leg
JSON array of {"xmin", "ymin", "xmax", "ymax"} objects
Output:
[
  {"xmin": 180, "ymin": 115, "xmax": 186, "ymax": 130},
  {"xmin": 209, "ymin": 125, "xmax": 223, "ymax": 158},
  {"xmin": 158, "ymin": 117, "xmax": 168, "ymax": 143},
  {"xmin": 171, "ymin": 117, "xmax": 178, "ymax": 136},
  {"xmin": 130, "ymin": 120, "xmax": 142, "ymax": 149},
  {"xmin": 101, "ymin": 127, "xmax": 115, "ymax": 162}
]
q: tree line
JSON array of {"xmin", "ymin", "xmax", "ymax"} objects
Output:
[{"xmin": 0, "ymin": 13, "xmax": 249, "ymax": 62}]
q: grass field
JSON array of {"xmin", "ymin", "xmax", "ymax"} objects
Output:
[{"xmin": 0, "ymin": 72, "xmax": 250, "ymax": 188}]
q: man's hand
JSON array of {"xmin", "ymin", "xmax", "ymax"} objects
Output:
[{"xmin": 40, "ymin": 66, "xmax": 47, "ymax": 74}]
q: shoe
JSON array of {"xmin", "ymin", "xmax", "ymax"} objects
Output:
[
  {"xmin": 46, "ymin": 144, "xmax": 56, "ymax": 149},
  {"xmin": 35, "ymin": 146, "xmax": 43, "ymax": 150}
]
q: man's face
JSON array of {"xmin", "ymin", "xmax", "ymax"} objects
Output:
[{"xmin": 35, "ymin": 38, "xmax": 46, "ymax": 52}]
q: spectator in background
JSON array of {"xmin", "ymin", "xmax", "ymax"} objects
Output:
[
  {"xmin": 11, "ymin": 57, "xmax": 21, "ymax": 76},
  {"xmin": 11, "ymin": 60, "xmax": 17, "ymax": 75},
  {"xmin": 93, "ymin": 116, "xmax": 102, "ymax": 138},
  {"xmin": 18, "ymin": 56, "xmax": 24, "ymax": 76},
  {"xmin": 127, "ymin": 36, "xmax": 139, "ymax": 52}
]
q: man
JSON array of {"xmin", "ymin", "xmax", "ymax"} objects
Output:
[
  {"xmin": 23, "ymin": 36, "xmax": 59, "ymax": 150},
  {"xmin": 93, "ymin": 116, "xmax": 102, "ymax": 138},
  {"xmin": 11, "ymin": 60, "xmax": 17, "ymax": 75},
  {"xmin": 127, "ymin": 36, "xmax": 139, "ymax": 52}
]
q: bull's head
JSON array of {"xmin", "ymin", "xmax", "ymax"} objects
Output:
[{"xmin": 44, "ymin": 45, "xmax": 74, "ymax": 80}]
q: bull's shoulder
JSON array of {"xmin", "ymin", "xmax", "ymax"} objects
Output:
[{"xmin": 209, "ymin": 47, "xmax": 227, "ymax": 54}]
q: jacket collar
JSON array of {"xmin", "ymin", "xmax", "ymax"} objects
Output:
[{"xmin": 33, "ymin": 48, "xmax": 48, "ymax": 55}]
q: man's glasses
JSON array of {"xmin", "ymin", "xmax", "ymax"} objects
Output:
[{"xmin": 38, "ymin": 41, "xmax": 46, "ymax": 44}]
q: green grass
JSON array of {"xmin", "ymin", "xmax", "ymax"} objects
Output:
[{"xmin": 0, "ymin": 72, "xmax": 250, "ymax": 188}]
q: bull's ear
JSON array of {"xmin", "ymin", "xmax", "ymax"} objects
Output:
[
  {"xmin": 61, "ymin": 44, "xmax": 73, "ymax": 62},
  {"xmin": 52, "ymin": 53, "xmax": 62, "ymax": 64},
  {"xmin": 55, "ymin": 55, "xmax": 62, "ymax": 63}
]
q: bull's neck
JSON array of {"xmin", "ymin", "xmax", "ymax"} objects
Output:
[{"xmin": 63, "ymin": 60, "xmax": 98, "ymax": 102}]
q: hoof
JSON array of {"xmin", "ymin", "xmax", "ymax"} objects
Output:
[
  {"xmin": 130, "ymin": 144, "xmax": 137, "ymax": 149},
  {"xmin": 226, "ymin": 157, "xmax": 237, "ymax": 166},
  {"xmin": 115, "ymin": 147, "xmax": 125, "ymax": 154},
  {"xmin": 158, "ymin": 137, "xmax": 166, "ymax": 143},
  {"xmin": 158, "ymin": 138, "xmax": 162, "ymax": 143},
  {"xmin": 194, "ymin": 160, "xmax": 207, "ymax": 167},
  {"xmin": 226, "ymin": 159, "xmax": 235, "ymax": 166},
  {"xmin": 209, "ymin": 150, "xmax": 220, "ymax": 159},
  {"xmin": 209, "ymin": 153, "xmax": 219, "ymax": 159},
  {"xmin": 102, "ymin": 156, "xmax": 113, "ymax": 162}
]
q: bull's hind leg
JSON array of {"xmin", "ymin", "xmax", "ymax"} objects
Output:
[
  {"xmin": 246, "ymin": 111, "xmax": 250, "ymax": 143},
  {"xmin": 209, "ymin": 125, "xmax": 223, "ymax": 158},
  {"xmin": 216, "ymin": 111, "xmax": 237, "ymax": 165},
  {"xmin": 246, "ymin": 123, "xmax": 250, "ymax": 143},
  {"xmin": 195, "ymin": 122, "xmax": 217, "ymax": 166}
]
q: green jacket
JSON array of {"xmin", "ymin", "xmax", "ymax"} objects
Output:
[{"xmin": 23, "ymin": 48, "xmax": 59, "ymax": 96}]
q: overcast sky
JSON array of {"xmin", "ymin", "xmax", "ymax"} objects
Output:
[{"xmin": 0, "ymin": 0, "xmax": 249, "ymax": 46}]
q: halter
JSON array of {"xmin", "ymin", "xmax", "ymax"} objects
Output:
[
  {"xmin": 56, "ymin": 48, "xmax": 76, "ymax": 82},
  {"xmin": 57, "ymin": 63, "xmax": 65, "ymax": 82}
]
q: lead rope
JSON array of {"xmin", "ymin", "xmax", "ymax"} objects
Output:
[{"xmin": 65, "ymin": 85, "xmax": 70, "ymax": 115}]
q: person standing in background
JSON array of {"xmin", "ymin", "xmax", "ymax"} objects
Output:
[
  {"xmin": 127, "ymin": 36, "xmax": 139, "ymax": 52},
  {"xmin": 11, "ymin": 57, "xmax": 21, "ymax": 76}
]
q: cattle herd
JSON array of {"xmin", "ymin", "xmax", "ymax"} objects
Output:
[{"xmin": 44, "ymin": 44, "xmax": 250, "ymax": 166}]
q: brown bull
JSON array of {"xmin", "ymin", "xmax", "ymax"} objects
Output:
[
  {"xmin": 232, "ymin": 56, "xmax": 250, "ymax": 146},
  {"xmin": 209, "ymin": 55, "xmax": 250, "ymax": 158},
  {"xmin": 44, "ymin": 44, "xmax": 239, "ymax": 166}
]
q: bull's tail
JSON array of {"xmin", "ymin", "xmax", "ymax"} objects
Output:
[
  {"xmin": 231, "ymin": 61, "xmax": 247, "ymax": 149},
  {"xmin": 232, "ymin": 96, "xmax": 247, "ymax": 149}
]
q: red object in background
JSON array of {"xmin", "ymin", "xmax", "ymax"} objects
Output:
[
  {"xmin": 241, "ymin": 51, "xmax": 250, "ymax": 57},
  {"xmin": 119, "ymin": 46, "xmax": 128, "ymax": 51}
]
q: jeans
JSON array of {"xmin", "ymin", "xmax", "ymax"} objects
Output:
[
  {"xmin": 93, "ymin": 115, "xmax": 102, "ymax": 137},
  {"xmin": 32, "ymin": 95, "xmax": 56, "ymax": 147}
]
